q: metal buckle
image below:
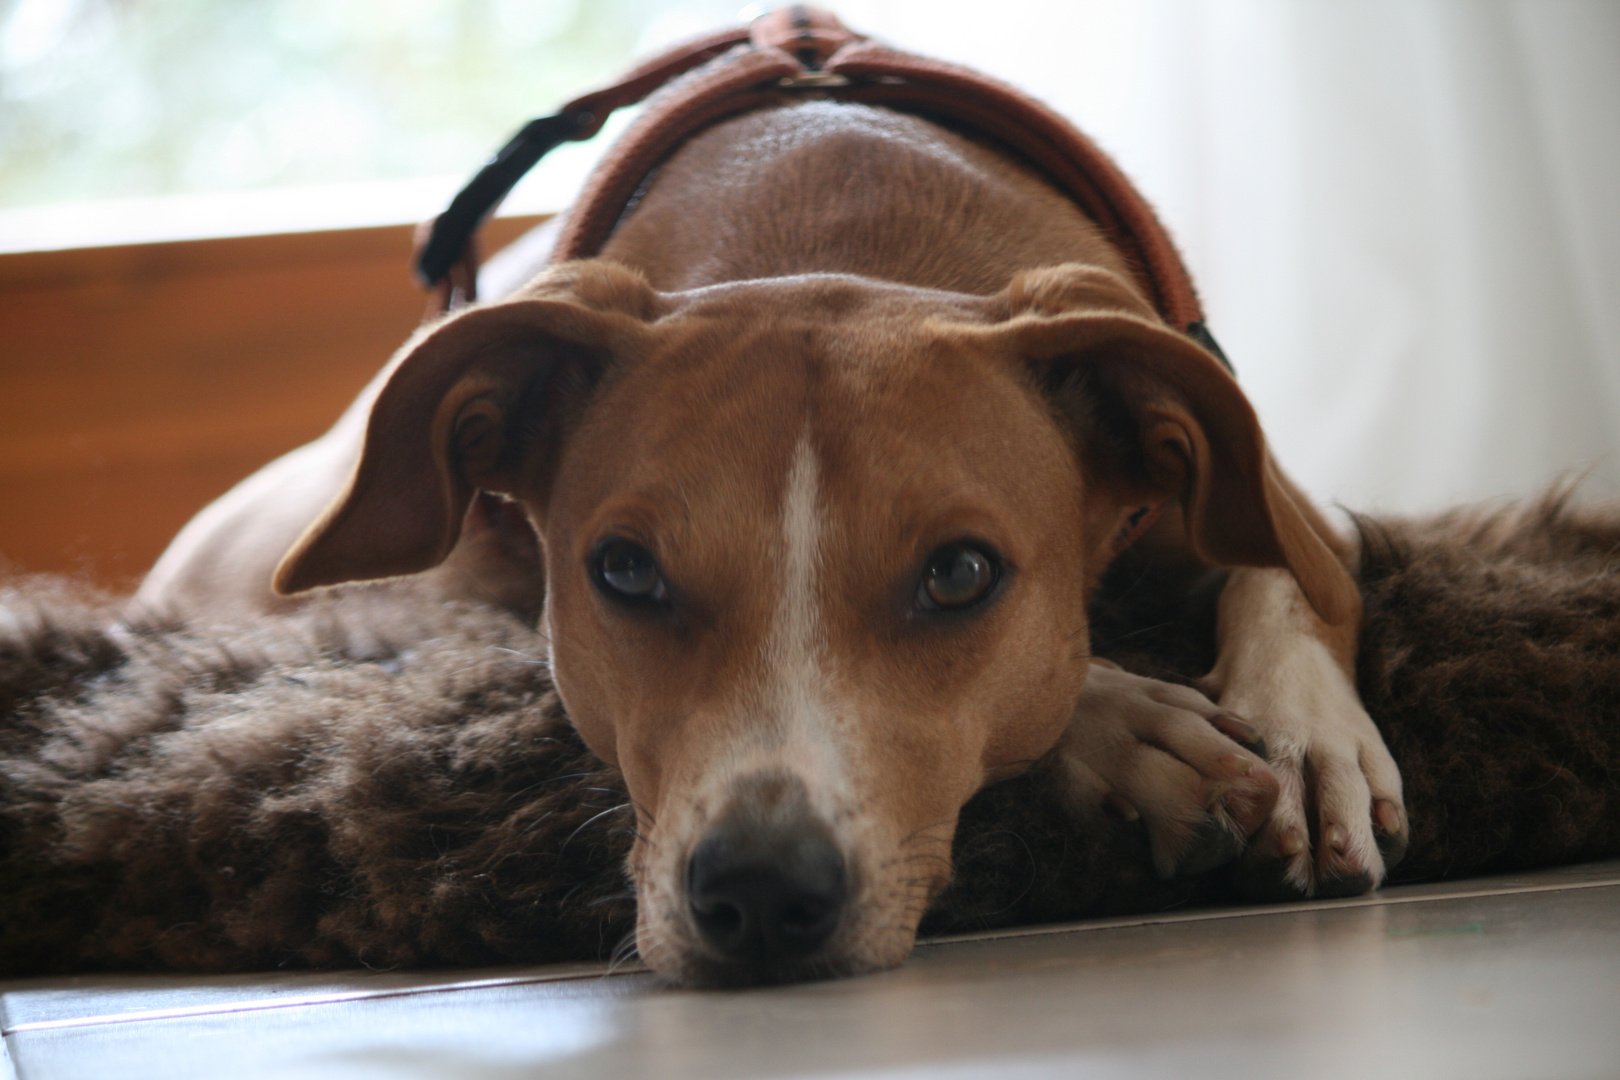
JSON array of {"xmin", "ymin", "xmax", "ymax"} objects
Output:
[{"xmin": 777, "ymin": 71, "xmax": 851, "ymax": 89}]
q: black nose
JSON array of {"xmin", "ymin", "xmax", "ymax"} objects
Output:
[{"xmin": 687, "ymin": 811, "xmax": 848, "ymax": 964}]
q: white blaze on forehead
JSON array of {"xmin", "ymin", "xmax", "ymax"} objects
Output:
[
  {"xmin": 777, "ymin": 436, "xmax": 823, "ymax": 665},
  {"xmin": 756, "ymin": 435, "xmax": 851, "ymax": 803}
]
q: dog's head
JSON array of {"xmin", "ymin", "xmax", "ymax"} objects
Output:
[{"xmin": 275, "ymin": 259, "xmax": 1352, "ymax": 985}]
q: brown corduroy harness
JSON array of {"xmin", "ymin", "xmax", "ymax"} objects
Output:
[{"xmin": 413, "ymin": 6, "xmax": 1228, "ymax": 374}]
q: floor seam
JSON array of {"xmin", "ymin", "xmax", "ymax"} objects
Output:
[
  {"xmin": 916, "ymin": 875, "xmax": 1620, "ymax": 947},
  {"xmin": 2, "ymin": 966, "xmax": 651, "ymax": 1036}
]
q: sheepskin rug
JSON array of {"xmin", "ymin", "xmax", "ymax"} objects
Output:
[{"xmin": 3, "ymin": 492, "xmax": 1618, "ymax": 976}]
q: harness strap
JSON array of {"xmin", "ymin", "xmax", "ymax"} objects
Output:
[
  {"xmin": 821, "ymin": 44, "xmax": 1201, "ymax": 331},
  {"xmin": 414, "ymin": 25, "xmax": 755, "ymax": 302},
  {"xmin": 548, "ymin": 46, "xmax": 804, "ymax": 272},
  {"xmin": 749, "ymin": 5, "xmax": 859, "ymax": 67},
  {"xmin": 413, "ymin": 6, "xmax": 1231, "ymax": 370}
]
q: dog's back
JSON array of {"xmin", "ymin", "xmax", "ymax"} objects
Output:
[{"xmin": 602, "ymin": 100, "xmax": 1134, "ymax": 296}]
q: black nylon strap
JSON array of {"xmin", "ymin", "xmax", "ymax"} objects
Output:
[
  {"xmin": 1186, "ymin": 320, "xmax": 1235, "ymax": 374},
  {"xmin": 415, "ymin": 108, "xmax": 594, "ymax": 288}
]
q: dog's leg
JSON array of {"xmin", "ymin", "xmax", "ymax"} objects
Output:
[
  {"xmin": 1205, "ymin": 567, "xmax": 1408, "ymax": 897},
  {"xmin": 1056, "ymin": 660, "xmax": 1280, "ymax": 879}
]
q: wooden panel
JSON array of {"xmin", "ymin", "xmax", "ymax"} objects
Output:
[{"xmin": 0, "ymin": 215, "xmax": 545, "ymax": 587}]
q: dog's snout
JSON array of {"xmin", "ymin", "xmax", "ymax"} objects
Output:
[{"xmin": 686, "ymin": 813, "xmax": 847, "ymax": 965}]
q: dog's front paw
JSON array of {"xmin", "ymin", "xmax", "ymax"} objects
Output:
[
  {"xmin": 1055, "ymin": 661, "xmax": 1280, "ymax": 880},
  {"xmin": 1208, "ymin": 646, "xmax": 1408, "ymax": 899}
]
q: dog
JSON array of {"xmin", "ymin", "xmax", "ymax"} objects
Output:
[{"xmin": 136, "ymin": 12, "xmax": 1406, "ymax": 986}]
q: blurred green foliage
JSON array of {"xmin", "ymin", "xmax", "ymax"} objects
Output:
[{"xmin": 0, "ymin": 0, "xmax": 738, "ymax": 208}]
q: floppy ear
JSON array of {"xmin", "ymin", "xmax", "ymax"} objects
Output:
[
  {"xmin": 997, "ymin": 264, "xmax": 1359, "ymax": 626},
  {"xmin": 273, "ymin": 261, "xmax": 662, "ymax": 595}
]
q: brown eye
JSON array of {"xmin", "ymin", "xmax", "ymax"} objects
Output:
[
  {"xmin": 592, "ymin": 538, "xmax": 668, "ymax": 604},
  {"xmin": 919, "ymin": 544, "xmax": 999, "ymax": 610}
]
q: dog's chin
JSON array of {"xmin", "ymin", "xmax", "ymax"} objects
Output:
[
  {"xmin": 634, "ymin": 906, "xmax": 920, "ymax": 989},
  {"xmin": 672, "ymin": 949, "xmax": 872, "ymax": 990}
]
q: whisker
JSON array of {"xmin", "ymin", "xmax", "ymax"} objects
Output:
[
  {"xmin": 607, "ymin": 928, "xmax": 642, "ymax": 974},
  {"xmin": 1090, "ymin": 619, "xmax": 1182, "ymax": 653},
  {"xmin": 504, "ymin": 772, "xmax": 601, "ymax": 802},
  {"xmin": 897, "ymin": 817, "xmax": 956, "ymax": 848},
  {"xmin": 560, "ymin": 803, "xmax": 633, "ymax": 851}
]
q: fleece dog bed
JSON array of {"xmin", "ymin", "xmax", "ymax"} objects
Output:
[{"xmin": 2, "ymin": 492, "xmax": 1617, "ymax": 976}]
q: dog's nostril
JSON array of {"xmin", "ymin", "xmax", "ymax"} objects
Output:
[
  {"xmin": 780, "ymin": 899, "xmax": 831, "ymax": 936},
  {"xmin": 699, "ymin": 899, "xmax": 745, "ymax": 937},
  {"xmin": 687, "ymin": 821, "xmax": 847, "ymax": 964}
]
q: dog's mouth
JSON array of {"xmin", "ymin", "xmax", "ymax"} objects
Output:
[{"xmin": 632, "ymin": 770, "xmax": 951, "ymax": 987}]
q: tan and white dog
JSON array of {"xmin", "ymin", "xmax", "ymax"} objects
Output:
[{"xmin": 139, "ymin": 61, "xmax": 1405, "ymax": 985}]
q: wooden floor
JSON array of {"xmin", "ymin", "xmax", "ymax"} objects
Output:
[
  {"xmin": 4, "ymin": 861, "xmax": 1617, "ymax": 1079},
  {"xmin": 0, "ymin": 217, "xmax": 541, "ymax": 589}
]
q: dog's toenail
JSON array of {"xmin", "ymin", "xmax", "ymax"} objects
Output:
[
  {"xmin": 1279, "ymin": 829, "xmax": 1305, "ymax": 856},
  {"xmin": 1210, "ymin": 713, "xmax": 1266, "ymax": 757},
  {"xmin": 1218, "ymin": 753, "xmax": 1253, "ymax": 777},
  {"xmin": 1214, "ymin": 712, "xmax": 1259, "ymax": 740},
  {"xmin": 1375, "ymin": 800, "xmax": 1402, "ymax": 834},
  {"xmin": 1176, "ymin": 815, "xmax": 1246, "ymax": 876},
  {"xmin": 1324, "ymin": 823, "xmax": 1348, "ymax": 851}
]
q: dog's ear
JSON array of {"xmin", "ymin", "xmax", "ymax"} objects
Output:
[
  {"xmin": 273, "ymin": 261, "xmax": 662, "ymax": 595},
  {"xmin": 995, "ymin": 264, "xmax": 1359, "ymax": 626}
]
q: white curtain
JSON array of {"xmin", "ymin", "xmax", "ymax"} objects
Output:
[
  {"xmin": 1090, "ymin": 0, "xmax": 1620, "ymax": 515},
  {"xmin": 666, "ymin": 0, "xmax": 1620, "ymax": 514}
]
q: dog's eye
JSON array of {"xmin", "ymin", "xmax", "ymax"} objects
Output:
[
  {"xmin": 592, "ymin": 538, "xmax": 668, "ymax": 603},
  {"xmin": 918, "ymin": 543, "xmax": 1000, "ymax": 611}
]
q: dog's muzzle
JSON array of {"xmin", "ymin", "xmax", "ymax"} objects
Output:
[{"xmin": 684, "ymin": 772, "xmax": 849, "ymax": 979}]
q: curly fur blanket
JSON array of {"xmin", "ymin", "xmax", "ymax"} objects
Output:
[{"xmin": 3, "ymin": 493, "xmax": 1618, "ymax": 976}]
